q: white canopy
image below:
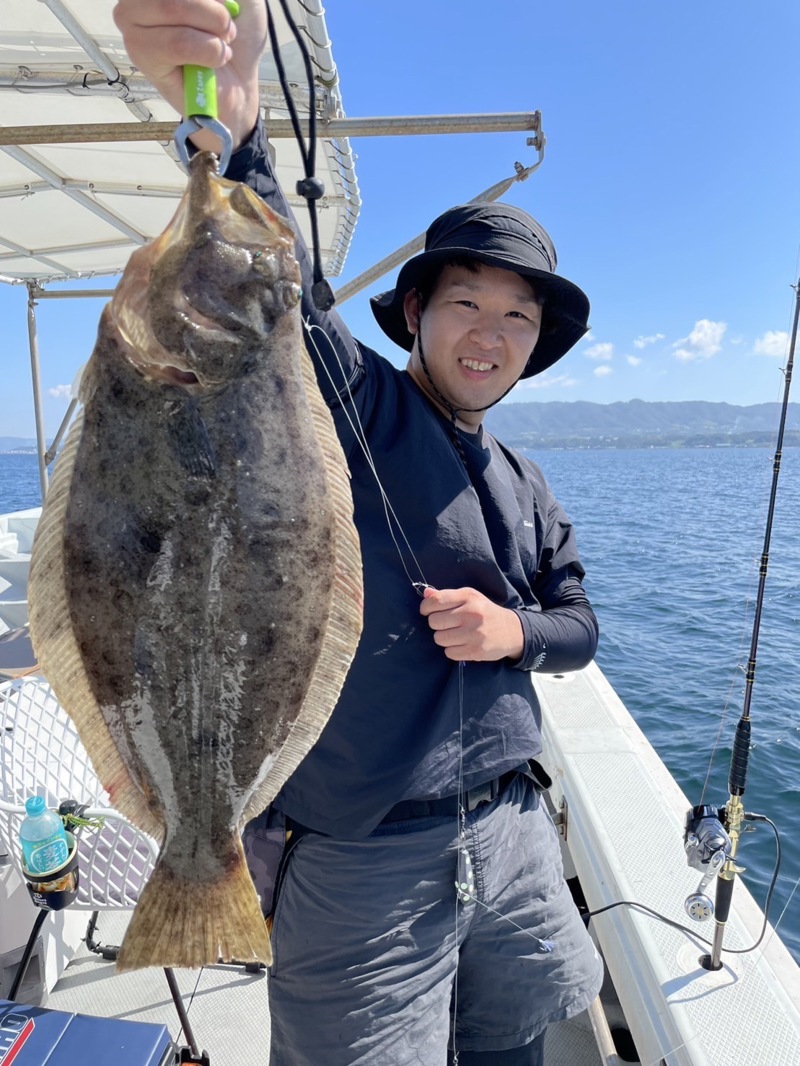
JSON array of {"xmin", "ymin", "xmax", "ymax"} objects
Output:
[{"xmin": 0, "ymin": 0, "xmax": 360, "ymax": 284}]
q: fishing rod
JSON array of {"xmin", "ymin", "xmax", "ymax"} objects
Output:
[{"xmin": 684, "ymin": 277, "xmax": 800, "ymax": 970}]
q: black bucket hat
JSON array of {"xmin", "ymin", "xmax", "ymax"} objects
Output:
[{"xmin": 370, "ymin": 202, "xmax": 590, "ymax": 378}]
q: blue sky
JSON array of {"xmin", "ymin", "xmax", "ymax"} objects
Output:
[{"xmin": 3, "ymin": 0, "xmax": 800, "ymax": 438}]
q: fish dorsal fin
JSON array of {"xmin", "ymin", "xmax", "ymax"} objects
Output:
[
  {"xmin": 240, "ymin": 321, "xmax": 363, "ymax": 825},
  {"xmin": 28, "ymin": 407, "xmax": 164, "ymax": 842}
]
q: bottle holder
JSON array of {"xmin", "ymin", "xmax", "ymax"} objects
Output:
[{"xmin": 21, "ymin": 833, "xmax": 80, "ymax": 911}]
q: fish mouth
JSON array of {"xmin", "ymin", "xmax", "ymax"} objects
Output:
[
  {"xmin": 176, "ymin": 292, "xmax": 238, "ymax": 336},
  {"xmin": 155, "ymin": 364, "xmax": 201, "ymax": 387},
  {"xmin": 129, "ymin": 301, "xmax": 240, "ymax": 389}
]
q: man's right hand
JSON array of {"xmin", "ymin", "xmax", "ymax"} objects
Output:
[{"xmin": 113, "ymin": 0, "xmax": 266, "ymax": 151}]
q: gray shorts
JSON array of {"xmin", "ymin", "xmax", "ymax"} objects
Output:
[{"xmin": 267, "ymin": 773, "xmax": 603, "ymax": 1065}]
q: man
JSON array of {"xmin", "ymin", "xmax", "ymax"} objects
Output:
[{"xmin": 115, "ymin": 3, "xmax": 604, "ymax": 1063}]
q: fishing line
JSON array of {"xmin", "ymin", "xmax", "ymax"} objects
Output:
[
  {"xmin": 303, "ymin": 330, "xmax": 558, "ymax": 1032},
  {"xmin": 304, "ymin": 326, "xmax": 556, "ymax": 1039},
  {"xmin": 303, "ymin": 322, "xmax": 508, "ymax": 1057},
  {"xmin": 265, "ymin": 0, "xmax": 333, "ymax": 309},
  {"xmin": 172, "ymin": 966, "xmax": 205, "ymax": 1051},
  {"xmin": 303, "ymin": 320, "xmax": 431, "ymax": 592},
  {"xmin": 449, "ymin": 660, "xmax": 467, "ymax": 1064},
  {"xmin": 763, "ymin": 872, "xmax": 800, "ymax": 960},
  {"xmin": 272, "ymin": 0, "xmax": 557, "ymax": 1039},
  {"xmin": 267, "ymin": 0, "xmax": 427, "ymax": 590}
]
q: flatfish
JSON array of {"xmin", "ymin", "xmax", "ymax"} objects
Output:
[{"xmin": 28, "ymin": 152, "xmax": 363, "ymax": 971}]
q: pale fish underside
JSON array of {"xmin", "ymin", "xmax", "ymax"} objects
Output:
[{"xmin": 28, "ymin": 152, "xmax": 363, "ymax": 971}]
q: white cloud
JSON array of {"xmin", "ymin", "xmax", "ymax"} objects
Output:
[
  {"xmin": 584, "ymin": 342, "xmax": 613, "ymax": 361},
  {"xmin": 48, "ymin": 384, "xmax": 73, "ymax": 400},
  {"xmin": 593, "ymin": 365, "xmax": 613, "ymax": 378},
  {"xmin": 753, "ymin": 330, "xmax": 789, "ymax": 358},
  {"xmin": 633, "ymin": 333, "xmax": 665, "ymax": 349},
  {"xmin": 673, "ymin": 319, "xmax": 726, "ymax": 362},
  {"xmin": 520, "ymin": 372, "xmax": 578, "ymax": 390},
  {"xmin": 626, "ymin": 355, "xmax": 642, "ymax": 366}
]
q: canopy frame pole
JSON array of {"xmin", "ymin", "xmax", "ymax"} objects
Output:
[
  {"xmin": 0, "ymin": 112, "xmax": 543, "ymax": 147},
  {"xmin": 334, "ymin": 139, "xmax": 546, "ymax": 305},
  {"xmin": 24, "ymin": 287, "xmax": 117, "ymax": 466},
  {"xmin": 38, "ymin": 0, "xmax": 154, "ymax": 124},
  {"xmin": 26, "ymin": 283, "xmax": 49, "ymax": 502}
]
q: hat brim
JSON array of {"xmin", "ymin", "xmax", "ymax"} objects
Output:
[{"xmin": 370, "ymin": 246, "xmax": 590, "ymax": 378}]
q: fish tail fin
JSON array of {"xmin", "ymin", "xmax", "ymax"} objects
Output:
[{"xmin": 116, "ymin": 835, "xmax": 270, "ymax": 973}]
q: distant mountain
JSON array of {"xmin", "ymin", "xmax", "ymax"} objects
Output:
[
  {"xmin": 3, "ymin": 401, "xmax": 799, "ymax": 455},
  {"xmin": 484, "ymin": 400, "xmax": 800, "ymax": 450},
  {"xmin": 0, "ymin": 438, "xmax": 43, "ymax": 453}
]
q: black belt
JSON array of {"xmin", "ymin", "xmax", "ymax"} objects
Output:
[{"xmin": 380, "ymin": 770, "xmax": 520, "ymax": 824}]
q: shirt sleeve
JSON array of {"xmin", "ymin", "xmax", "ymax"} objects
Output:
[
  {"xmin": 225, "ymin": 115, "xmax": 364, "ymax": 406},
  {"xmin": 511, "ymin": 467, "xmax": 599, "ymax": 673},
  {"xmin": 511, "ymin": 568, "xmax": 599, "ymax": 673}
]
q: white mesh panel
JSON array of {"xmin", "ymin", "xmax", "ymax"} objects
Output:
[{"xmin": 0, "ymin": 676, "xmax": 157, "ymax": 909}]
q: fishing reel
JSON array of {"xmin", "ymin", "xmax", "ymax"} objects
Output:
[{"xmin": 683, "ymin": 805, "xmax": 732, "ymax": 921}]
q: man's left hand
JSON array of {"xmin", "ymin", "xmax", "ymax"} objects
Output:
[{"xmin": 419, "ymin": 587, "xmax": 524, "ymax": 662}]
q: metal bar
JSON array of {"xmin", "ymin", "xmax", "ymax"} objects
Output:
[
  {"xmin": 299, "ymin": 0, "xmax": 338, "ymax": 87},
  {"xmin": 45, "ymin": 399, "xmax": 79, "ymax": 465},
  {"xmin": 26, "ymin": 284, "xmax": 49, "ymax": 503},
  {"xmin": 61, "ymin": 181, "xmax": 182, "ymax": 198},
  {"xmin": 41, "ymin": 0, "xmax": 120, "ymax": 83},
  {"xmin": 0, "ymin": 71, "xmax": 299, "ymax": 110},
  {"xmin": 163, "ymin": 967, "xmax": 201, "ymax": 1061},
  {"xmin": 0, "ymin": 240, "xmax": 130, "ymax": 261},
  {"xmin": 0, "ymin": 179, "xmax": 349, "ymax": 211},
  {"xmin": 334, "ymin": 142, "xmax": 546, "ymax": 305},
  {"xmin": 1, "ymin": 268, "xmax": 120, "ymax": 286},
  {"xmin": 32, "ymin": 289, "xmax": 115, "ymax": 299},
  {"xmin": 0, "ymin": 123, "xmax": 173, "ymax": 147},
  {"xmin": 324, "ymin": 113, "xmax": 542, "ymax": 137},
  {"xmin": 0, "ymin": 235, "xmax": 67, "ymax": 276},
  {"xmin": 0, "ymin": 112, "xmax": 541, "ymax": 147},
  {"xmin": 8, "ymin": 910, "xmax": 49, "ymax": 1001},
  {"xmin": 586, "ymin": 995, "xmax": 624, "ymax": 1066},
  {"xmin": 0, "ymin": 145, "xmax": 148, "ymax": 246},
  {"xmin": 0, "ymin": 70, "xmax": 148, "ymax": 94},
  {"xmin": 0, "ymin": 181, "xmax": 53, "ymax": 199}
]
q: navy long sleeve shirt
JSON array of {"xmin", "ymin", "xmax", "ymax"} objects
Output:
[{"xmin": 227, "ymin": 120, "xmax": 599, "ymax": 838}]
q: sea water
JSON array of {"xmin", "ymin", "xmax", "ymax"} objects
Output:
[
  {"xmin": 538, "ymin": 445, "xmax": 800, "ymax": 965},
  {"xmin": 1, "ymin": 447, "xmax": 798, "ymax": 962}
]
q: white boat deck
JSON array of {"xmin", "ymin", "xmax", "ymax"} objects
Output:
[{"xmin": 537, "ymin": 665, "xmax": 800, "ymax": 1066}]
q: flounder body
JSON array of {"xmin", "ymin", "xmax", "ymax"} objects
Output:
[{"xmin": 28, "ymin": 152, "xmax": 363, "ymax": 971}]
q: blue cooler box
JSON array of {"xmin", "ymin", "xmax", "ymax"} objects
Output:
[{"xmin": 0, "ymin": 998, "xmax": 174, "ymax": 1065}]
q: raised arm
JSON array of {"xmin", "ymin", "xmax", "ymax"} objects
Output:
[
  {"xmin": 114, "ymin": 0, "xmax": 363, "ymax": 408},
  {"xmin": 113, "ymin": 0, "xmax": 264, "ymax": 153}
]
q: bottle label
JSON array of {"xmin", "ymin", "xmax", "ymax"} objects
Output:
[{"xmin": 26, "ymin": 836, "xmax": 69, "ymax": 874}]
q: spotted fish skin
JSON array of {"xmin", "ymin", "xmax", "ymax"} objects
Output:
[{"xmin": 28, "ymin": 152, "xmax": 363, "ymax": 971}]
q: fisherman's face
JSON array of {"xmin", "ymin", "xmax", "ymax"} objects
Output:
[{"xmin": 403, "ymin": 263, "xmax": 542, "ymax": 430}]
